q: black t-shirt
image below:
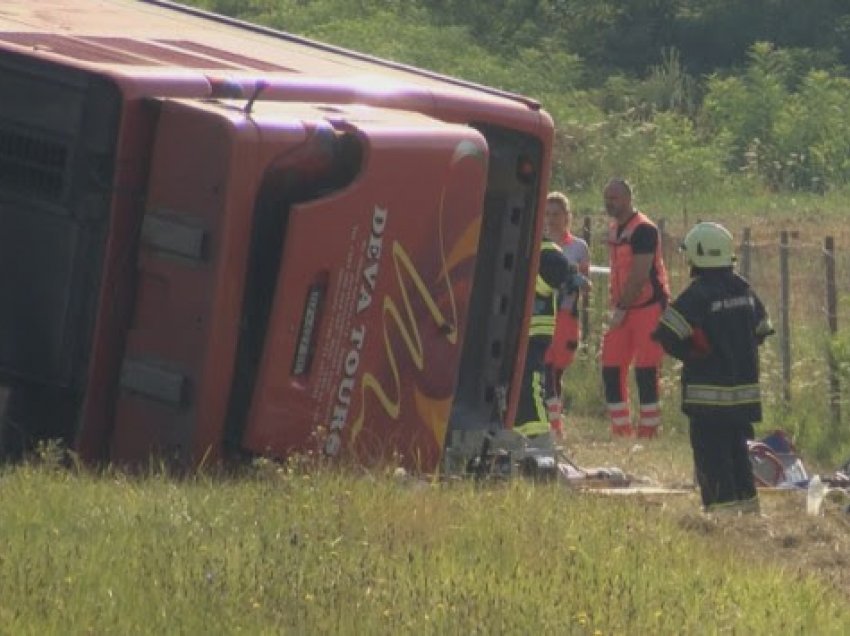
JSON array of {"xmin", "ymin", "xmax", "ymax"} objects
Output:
[
  {"xmin": 617, "ymin": 215, "xmax": 657, "ymax": 254},
  {"xmin": 615, "ymin": 214, "xmax": 667, "ymax": 307}
]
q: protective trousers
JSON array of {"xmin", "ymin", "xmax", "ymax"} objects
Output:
[
  {"xmin": 545, "ymin": 309, "xmax": 580, "ymax": 372},
  {"xmin": 515, "ymin": 335, "xmax": 557, "ymax": 442},
  {"xmin": 601, "ymin": 303, "xmax": 664, "ymax": 437},
  {"xmin": 689, "ymin": 416, "xmax": 758, "ymax": 512},
  {"xmin": 544, "ymin": 309, "xmax": 579, "ymax": 421}
]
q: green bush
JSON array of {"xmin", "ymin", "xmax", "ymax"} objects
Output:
[{"xmin": 189, "ymin": 1, "xmax": 850, "ymax": 195}]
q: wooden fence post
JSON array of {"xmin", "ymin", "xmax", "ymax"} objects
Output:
[
  {"xmin": 657, "ymin": 218, "xmax": 674, "ymax": 273},
  {"xmin": 825, "ymin": 236, "xmax": 841, "ymax": 426},
  {"xmin": 581, "ymin": 215, "xmax": 592, "ymax": 245},
  {"xmin": 740, "ymin": 227, "xmax": 751, "ymax": 280},
  {"xmin": 779, "ymin": 230, "xmax": 792, "ymax": 405},
  {"xmin": 581, "ymin": 215, "xmax": 592, "ymax": 342}
]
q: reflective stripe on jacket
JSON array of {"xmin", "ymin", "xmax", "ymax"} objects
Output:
[
  {"xmin": 653, "ymin": 269, "xmax": 771, "ymax": 422},
  {"xmin": 684, "ymin": 383, "xmax": 761, "ymax": 406},
  {"xmin": 530, "ymin": 240, "xmax": 562, "ymax": 337}
]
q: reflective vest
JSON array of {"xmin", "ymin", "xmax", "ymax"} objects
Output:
[
  {"xmin": 529, "ymin": 240, "xmax": 561, "ymax": 337},
  {"xmin": 608, "ymin": 211, "xmax": 670, "ymax": 308}
]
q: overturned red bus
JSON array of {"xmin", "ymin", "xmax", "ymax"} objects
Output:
[{"xmin": 0, "ymin": 0, "xmax": 553, "ymax": 471}]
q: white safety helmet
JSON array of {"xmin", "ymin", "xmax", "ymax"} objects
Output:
[{"xmin": 681, "ymin": 222, "xmax": 735, "ymax": 268}]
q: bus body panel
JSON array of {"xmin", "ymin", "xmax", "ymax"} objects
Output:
[
  {"xmin": 0, "ymin": 0, "xmax": 554, "ymax": 470},
  {"xmin": 241, "ymin": 125, "xmax": 488, "ymax": 469}
]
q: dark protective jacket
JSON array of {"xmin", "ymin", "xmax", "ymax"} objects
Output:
[
  {"xmin": 529, "ymin": 239, "xmax": 582, "ymax": 338},
  {"xmin": 515, "ymin": 241, "xmax": 584, "ymax": 437},
  {"xmin": 652, "ymin": 268, "xmax": 774, "ymax": 421}
]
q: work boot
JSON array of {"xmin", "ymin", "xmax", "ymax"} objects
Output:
[
  {"xmin": 736, "ymin": 497, "xmax": 761, "ymax": 515},
  {"xmin": 706, "ymin": 497, "xmax": 761, "ymax": 517},
  {"xmin": 636, "ymin": 425, "xmax": 659, "ymax": 439},
  {"xmin": 610, "ymin": 423, "xmax": 633, "ymax": 438}
]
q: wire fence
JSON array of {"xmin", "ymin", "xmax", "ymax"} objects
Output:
[{"xmin": 576, "ymin": 215, "xmax": 849, "ymax": 430}]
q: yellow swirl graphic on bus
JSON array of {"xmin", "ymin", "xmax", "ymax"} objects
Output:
[
  {"xmin": 347, "ymin": 150, "xmax": 484, "ymax": 450},
  {"xmin": 349, "ymin": 230, "xmax": 456, "ymax": 436}
]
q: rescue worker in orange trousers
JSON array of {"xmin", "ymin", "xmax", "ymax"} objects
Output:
[
  {"xmin": 601, "ymin": 179, "xmax": 670, "ymax": 438},
  {"xmin": 652, "ymin": 222, "xmax": 773, "ymax": 513},
  {"xmin": 543, "ymin": 192, "xmax": 590, "ymax": 427},
  {"xmin": 515, "ymin": 238, "xmax": 589, "ymax": 448}
]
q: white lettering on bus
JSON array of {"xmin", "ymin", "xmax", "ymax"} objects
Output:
[
  {"xmin": 326, "ymin": 205, "xmax": 388, "ymax": 456},
  {"xmin": 356, "ymin": 206, "xmax": 387, "ymax": 313},
  {"xmin": 325, "ymin": 324, "xmax": 366, "ymax": 455}
]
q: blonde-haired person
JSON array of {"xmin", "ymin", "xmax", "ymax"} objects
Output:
[{"xmin": 542, "ymin": 192, "xmax": 590, "ymax": 429}]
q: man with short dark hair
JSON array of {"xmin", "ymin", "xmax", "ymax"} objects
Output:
[{"xmin": 601, "ymin": 179, "xmax": 670, "ymax": 438}]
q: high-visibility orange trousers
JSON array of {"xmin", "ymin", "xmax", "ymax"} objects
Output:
[
  {"xmin": 601, "ymin": 303, "xmax": 664, "ymax": 435},
  {"xmin": 545, "ymin": 309, "xmax": 580, "ymax": 371}
]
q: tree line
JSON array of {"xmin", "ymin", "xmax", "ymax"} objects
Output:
[{"xmin": 188, "ymin": 0, "xmax": 850, "ymax": 197}]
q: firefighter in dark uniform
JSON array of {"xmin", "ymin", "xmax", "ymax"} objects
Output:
[
  {"xmin": 515, "ymin": 239, "xmax": 588, "ymax": 449},
  {"xmin": 652, "ymin": 222, "xmax": 774, "ymax": 514}
]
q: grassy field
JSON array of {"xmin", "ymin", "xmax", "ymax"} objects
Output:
[
  {"xmin": 1, "ymin": 446, "xmax": 850, "ymax": 635},
  {"xmin": 5, "ymin": 5, "xmax": 849, "ymax": 632},
  {"xmin": 564, "ymin": 187, "xmax": 850, "ymax": 469},
  {"xmin": 4, "ymin": 175, "xmax": 847, "ymax": 635}
]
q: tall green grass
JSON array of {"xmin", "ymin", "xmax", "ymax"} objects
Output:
[
  {"xmin": 561, "ymin": 283, "xmax": 850, "ymax": 468},
  {"xmin": 560, "ymin": 201, "xmax": 850, "ymax": 469},
  {"xmin": 1, "ymin": 462, "xmax": 848, "ymax": 634}
]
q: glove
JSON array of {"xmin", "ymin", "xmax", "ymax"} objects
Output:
[
  {"xmin": 688, "ymin": 327, "xmax": 711, "ymax": 359},
  {"xmin": 576, "ymin": 274, "xmax": 591, "ymax": 291}
]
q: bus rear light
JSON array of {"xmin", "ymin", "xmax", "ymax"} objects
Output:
[{"xmin": 516, "ymin": 155, "xmax": 536, "ymax": 184}]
